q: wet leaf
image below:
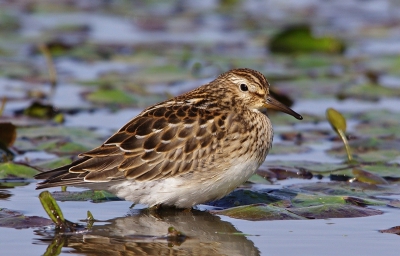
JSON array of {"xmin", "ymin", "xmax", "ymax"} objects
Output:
[
  {"xmin": 291, "ymin": 194, "xmax": 346, "ymax": 208},
  {"xmin": 343, "ymin": 196, "xmax": 385, "ymax": 207},
  {"xmin": 0, "ymin": 162, "xmax": 39, "ymax": 179},
  {"xmin": 39, "ymin": 191, "xmax": 66, "ymax": 227},
  {"xmin": 33, "ymin": 157, "xmax": 73, "ymax": 170},
  {"xmin": 258, "ymin": 166, "xmax": 313, "ymax": 180},
  {"xmin": 342, "ymin": 83, "xmax": 400, "ymax": 100},
  {"xmin": 51, "ymin": 190, "xmax": 121, "ymax": 203},
  {"xmin": 37, "ymin": 139, "xmax": 90, "ymax": 155},
  {"xmin": 269, "ymin": 143, "xmax": 311, "ymax": 155},
  {"xmin": 352, "ymin": 168, "xmax": 389, "ymax": 185},
  {"xmin": 16, "ymin": 126, "xmax": 104, "ymax": 151},
  {"xmin": 288, "ymin": 181, "xmax": 400, "ymax": 197},
  {"xmin": 326, "ymin": 108, "xmax": 353, "ymax": 161},
  {"xmin": 87, "ymin": 211, "xmax": 94, "ymax": 221},
  {"xmin": 23, "ymin": 101, "xmax": 61, "ymax": 120},
  {"xmin": 246, "ymin": 174, "xmax": 272, "ymax": 184},
  {"xmin": 208, "ymin": 190, "xmax": 283, "ymax": 208},
  {"xmin": 0, "ymin": 208, "xmax": 52, "ymax": 229},
  {"xmin": 215, "ymin": 204, "xmax": 306, "ymax": 221},
  {"xmin": 86, "ymin": 89, "xmax": 136, "ymax": 105},
  {"xmin": 269, "ymin": 25, "xmax": 345, "ymax": 54},
  {"xmin": 326, "ymin": 108, "xmax": 346, "ymax": 133},
  {"xmin": 264, "ymin": 160, "xmax": 350, "ymax": 175},
  {"xmin": 287, "ymin": 204, "xmax": 383, "ymax": 219}
]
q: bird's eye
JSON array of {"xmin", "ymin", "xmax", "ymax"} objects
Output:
[{"xmin": 240, "ymin": 84, "xmax": 248, "ymax": 91}]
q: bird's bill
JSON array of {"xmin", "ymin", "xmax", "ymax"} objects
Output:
[{"xmin": 263, "ymin": 96, "xmax": 303, "ymax": 120}]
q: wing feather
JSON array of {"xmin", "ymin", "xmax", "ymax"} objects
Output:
[{"xmin": 35, "ymin": 101, "xmax": 246, "ymax": 188}]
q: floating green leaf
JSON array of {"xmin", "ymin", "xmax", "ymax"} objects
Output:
[
  {"xmin": 87, "ymin": 89, "xmax": 136, "ymax": 105},
  {"xmin": 208, "ymin": 190, "xmax": 283, "ymax": 208},
  {"xmin": 269, "ymin": 25, "xmax": 345, "ymax": 54},
  {"xmin": 51, "ymin": 190, "xmax": 121, "ymax": 202},
  {"xmin": 23, "ymin": 101, "xmax": 61, "ymax": 120},
  {"xmin": 288, "ymin": 204, "xmax": 382, "ymax": 219},
  {"xmin": 0, "ymin": 162, "xmax": 39, "ymax": 179},
  {"xmin": 352, "ymin": 168, "xmax": 389, "ymax": 185},
  {"xmin": 215, "ymin": 204, "xmax": 306, "ymax": 221}
]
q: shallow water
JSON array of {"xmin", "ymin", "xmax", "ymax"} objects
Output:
[{"xmin": 1, "ymin": 183, "xmax": 400, "ymax": 256}]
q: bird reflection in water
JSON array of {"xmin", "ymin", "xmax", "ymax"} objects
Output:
[{"xmin": 34, "ymin": 208, "xmax": 260, "ymax": 256}]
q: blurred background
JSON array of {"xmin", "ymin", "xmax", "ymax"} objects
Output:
[{"xmin": 0, "ymin": 0, "xmax": 399, "ymax": 118}]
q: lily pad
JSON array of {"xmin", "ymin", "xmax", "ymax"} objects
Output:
[
  {"xmin": 36, "ymin": 139, "xmax": 90, "ymax": 155},
  {"xmin": 208, "ymin": 190, "xmax": 283, "ymax": 208},
  {"xmin": 16, "ymin": 126, "xmax": 104, "ymax": 152},
  {"xmin": 215, "ymin": 204, "xmax": 306, "ymax": 221},
  {"xmin": 288, "ymin": 181, "xmax": 400, "ymax": 197},
  {"xmin": 263, "ymin": 160, "xmax": 350, "ymax": 174},
  {"xmin": 86, "ymin": 89, "xmax": 136, "ymax": 105},
  {"xmin": 257, "ymin": 166, "xmax": 313, "ymax": 180},
  {"xmin": 287, "ymin": 204, "xmax": 383, "ymax": 219},
  {"xmin": 352, "ymin": 168, "xmax": 389, "ymax": 185},
  {"xmin": 341, "ymin": 83, "xmax": 400, "ymax": 100},
  {"xmin": 269, "ymin": 143, "xmax": 311, "ymax": 155},
  {"xmin": 290, "ymin": 193, "xmax": 385, "ymax": 208},
  {"xmin": 51, "ymin": 190, "xmax": 121, "ymax": 203},
  {"xmin": 33, "ymin": 157, "xmax": 73, "ymax": 170},
  {"xmin": 269, "ymin": 25, "xmax": 345, "ymax": 54},
  {"xmin": 0, "ymin": 162, "xmax": 39, "ymax": 179},
  {"xmin": 23, "ymin": 101, "xmax": 62, "ymax": 121},
  {"xmin": 0, "ymin": 208, "xmax": 52, "ymax": 229}
]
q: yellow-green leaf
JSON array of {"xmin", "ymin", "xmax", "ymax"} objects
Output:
[
  {"xmin": 352, "ymin": 168, "xmax": 389, "ymax": 185},
  {"xmin": 326, "ymin": 107, "xmax": 347, "ymax": 133},
  {"xmin": 39, "ymin": 191, "xmax": 65, "ymax": 226}
]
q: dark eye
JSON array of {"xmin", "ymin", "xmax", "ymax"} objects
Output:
[{"xmin": 240, "ymin": 84, "xmax": 248, "ymax": 91}]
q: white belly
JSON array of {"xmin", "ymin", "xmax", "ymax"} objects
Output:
[{"xmin": 106, "ymin": 159, "xmax": 261, "ymax": 208}]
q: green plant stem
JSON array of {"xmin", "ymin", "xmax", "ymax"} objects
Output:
[{"xmin": 337, "ymin": 129, "xmax": 353, "ymax": 162}]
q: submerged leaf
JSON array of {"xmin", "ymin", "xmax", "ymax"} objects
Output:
[{"xmin": 352, "ymin": 168, "xmax": 389, "ymax": 185}]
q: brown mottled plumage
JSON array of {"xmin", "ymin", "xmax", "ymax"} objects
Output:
[{"xmin": 35, "ymin": 68, "xmax": 302, "ymax": 208}]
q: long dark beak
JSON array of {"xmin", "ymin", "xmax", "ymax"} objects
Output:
[{"xmin": 263, "ymin": 95, "xmax": 303, "ymax": 120}]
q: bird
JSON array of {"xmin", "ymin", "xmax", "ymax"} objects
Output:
[{"xmin": 35, "ymin": 68, "xmax": 302, "ymax": 208}]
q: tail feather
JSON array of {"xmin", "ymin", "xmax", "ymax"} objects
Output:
[{"xmin": 35, "ymin": 157, "xmax": 90, "ymax": 189}]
